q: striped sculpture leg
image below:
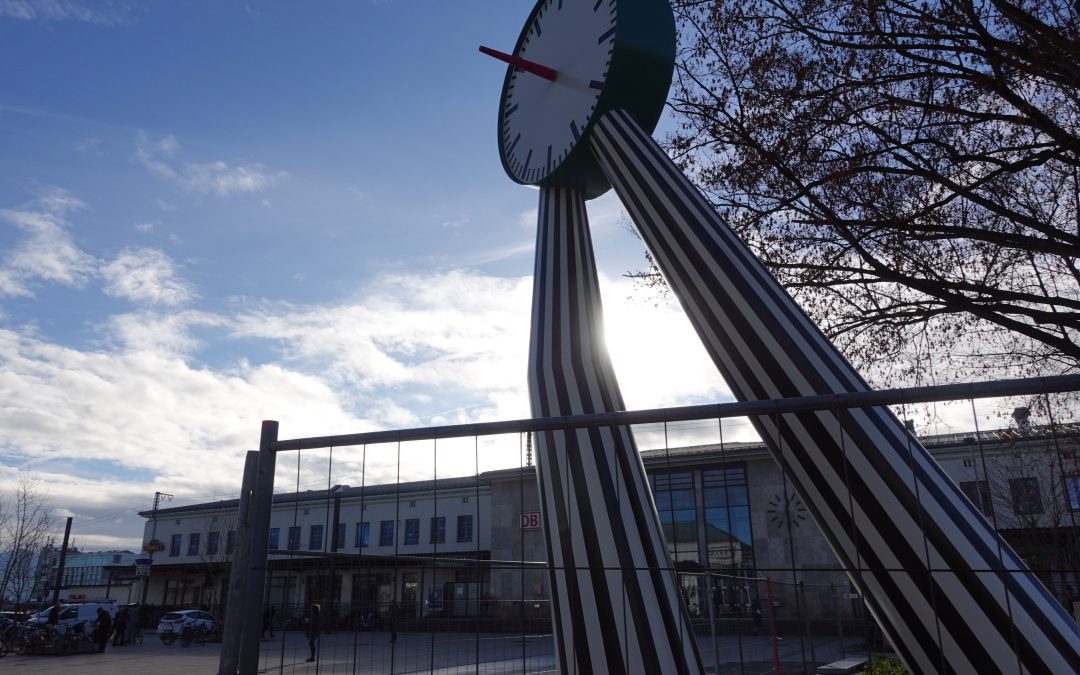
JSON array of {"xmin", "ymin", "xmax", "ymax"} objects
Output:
[
  {"xmin": 528, "ymin": 186, "xmax": 704, "ymax": 674},
  {"xmin": 589, "ymin": 108, "xmax": 1080, "ymax": 675}
]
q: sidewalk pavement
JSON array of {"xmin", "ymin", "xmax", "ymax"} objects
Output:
[{"xmin": 0, "ymin": 629, "xmax": 868, "ymax": 674}]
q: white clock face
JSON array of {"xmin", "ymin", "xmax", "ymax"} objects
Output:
[{"xmin": 500, "ymin": 0, "xmax": 616, "ymax": 185}]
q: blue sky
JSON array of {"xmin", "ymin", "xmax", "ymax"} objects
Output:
[{"xmin": 0, "ymin": 1, "xmax": 737, "ymax": 551}]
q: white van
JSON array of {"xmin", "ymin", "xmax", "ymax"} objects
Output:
[{"xmin": 29, "ymin": 602, "xmax": 117, "ymax": 635}]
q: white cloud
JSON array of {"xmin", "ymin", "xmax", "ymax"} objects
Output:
[
  {"xmin": 100, "ymin": 247, "xmax": 195, "ymax": 306},
  {"xmin": 135, "ymin": 131, "xmax": 286, "ymax": 197},
  {"xmin": 103, "ymin": 310, "xmax": 212, "ymax": 355},
  {"xmin": 135, "ymin": 221, "xmax": 155, "ymax": 232},
  {"xmin": 0, "ymin": 190, "xmax": 196, "ymax": 310},
  {"xmin": 0, "ymin": 0, "xmax": 128, "ymax": 24},
  {"xmin": 0, "ymin": 188, "xmax": 97, "ymax": 296},
  {"xmin": 441, "ymin": 214, "xmax": 469, "ymax": 229},
  {"xmin": 0, "ymin": 265, "xmax": 781, "ymax": 549}
]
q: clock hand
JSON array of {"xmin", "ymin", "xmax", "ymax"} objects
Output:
[{"xmin": 479, "ymin": 46, "xmax": 558, "ymax": 82}]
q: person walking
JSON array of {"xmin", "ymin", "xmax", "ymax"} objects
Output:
[
  {"xmin": 112, "ymin": 606, "xmax": 128, "ymax": 646},
  {"xmin": 93, "ymin": 607, "xmax": 113, "ymax": 653},
  {"xmin": 305, "ymin": 603, "xmax": 321, "ymax": 662}
]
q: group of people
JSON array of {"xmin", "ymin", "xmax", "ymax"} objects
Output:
[{"xmin": 89, "ymin": 605, "xmax": 133, "ymax": 653}]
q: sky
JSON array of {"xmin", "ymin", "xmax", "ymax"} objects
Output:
[
  {"xmin": 0, "ymin": 0, "xmax": 1012, "ymax": 554},
  {"xmin": 0, "ymin": 0, "xmax": 740, "ymax": 553}
]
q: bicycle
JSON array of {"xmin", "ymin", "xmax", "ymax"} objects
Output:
[
  {"xmin": 131, "ymin": 627, "xmax": 144, "ymax": 644},
  {"xmin": 179, "ymin": 624, "xmax": 208, "ymax": 647}
]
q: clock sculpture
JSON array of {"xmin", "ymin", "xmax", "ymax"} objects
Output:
[{"xmin": 484, "ymin": 1, "xmax": 1080, "ymax": 674}]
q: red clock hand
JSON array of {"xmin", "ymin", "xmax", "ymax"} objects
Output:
[{"xmin": 479, "ymin": 46, "xmax": 558, "ymax": 82}]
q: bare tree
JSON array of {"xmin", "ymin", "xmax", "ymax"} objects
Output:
[
  {"xmin": 0, "ymin": 474, "xmax": 54, "ymax": 609},
  {"xmin": 644, "ymin": 0, "xmax": 1080, "ymax": 385},
  {"xmin": 194, "ymin": 511, "xmax": 238, "ymax": 613}
]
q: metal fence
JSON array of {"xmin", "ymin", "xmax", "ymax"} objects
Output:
[{"xmin": 219, "ymin": 374, "xmax": 1080, "ymax": 674}]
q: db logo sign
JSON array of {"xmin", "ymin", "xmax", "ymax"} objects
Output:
[{"xmin": 519, "ymin": 512, "xmax": 541, "ymax": 530}]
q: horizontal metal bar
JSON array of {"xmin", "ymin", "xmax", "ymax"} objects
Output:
[{"xmin": 270, "ymin": 374, "xmax": 1080, "ymax": 452}]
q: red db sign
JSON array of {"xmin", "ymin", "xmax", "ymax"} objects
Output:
[{"xmin": 519, "ymin": 512, "xmax": 541, "ymax": 530}]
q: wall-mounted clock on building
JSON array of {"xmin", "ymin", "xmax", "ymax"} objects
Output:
[{"xmin": 767, "ymin": 492, "xmax": 808, "ymax": 530}]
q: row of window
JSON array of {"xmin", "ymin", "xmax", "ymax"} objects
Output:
[
  {"xmin": 959, "ymin": 475, "xmax": 1080, "ymax": 516},
  {"xmin": 168, "ymin": 530, "xmax": 235, "ymax": 557},
  {"xmin": 267, "ymin": 515, "xmax": 474, "ymax": 552}
]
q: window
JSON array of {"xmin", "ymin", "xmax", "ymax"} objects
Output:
[
  {"xmin": 462, "ymin": 496, "xmax": 470, "ymax": 504},
  {"xmin": 207, "ymin": 531, "xmax": 220, "ymax": 555},
  {"xmin": 335, "ymin": 522, "xmax": 346, "ymax": 550},
  {"xmin": 355, "ymin": 522, "xmax": 370, "ymax": 548},
  {"xmin": 379, "ymin": 520, "xmax": 395, "ymax": 546},
  {"xmin": 169, "ymin": 534, "xmax": 182, "ymax": 557},
  {"xmin": 1066, "ymin": 475, "xmax": 1080, "ymax": 511},
  {"xmin": 404, "ymin": 519, "xmax": 420, "ymax": 545},
  {"xmin": 409, "ymin": 500, "xmax": 417, "ymax": 507},
  {"xmin": 457, "ymin": 515, "xmax": 473, "ymax": 543},
  {"xmin": 226, "ymin": 529, "xmax": 236, "ymax": 554},
  {"xmin": 430, "ymin": 516, "xmax": 446, "ymax": 544},
  {"xmin": 287, "ymin": 526, "xmax": 301, "ymax": 551},
  {"xmin": 655, "ymin": 471, "xmax": 701, "ymax": 564},
  {"xmin": 309, "ymin": 524, "xmax": 324, "ymax": 550},
  {"xmin": 1010, "ymin": 477, "xmax": 1044, "ymax": 515},
  {"xmin": 188, "ymin": 533, "xmax": 201, "ymax": 556},
  {"xmin": 268, "ymin": 528, "xmax": 280, "ymax": 549},
  {"xmin": 960, "ymin": 480, "xmax": 992, "ymax": 515}
]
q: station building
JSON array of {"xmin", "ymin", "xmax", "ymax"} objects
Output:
[{"xmin": 135, "ymin": 421, "xmax": 1080, "ymax": 630}]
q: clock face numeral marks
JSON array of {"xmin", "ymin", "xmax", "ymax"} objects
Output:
[
  {"xmin": 499, "ymin": 0, "xmax": 617, "ymax": 185},
  {"xmin": 766, "ymin": 492, "xmax": 808, "ymax": 529}
]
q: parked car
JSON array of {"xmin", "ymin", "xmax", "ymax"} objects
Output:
[
  {"xmin": 27, "ymin": 602, "xmax": 116, "ymax": 635},
  {"xmin": 157, "ymin": 609, "xmax": 217, "ymax": 637}
]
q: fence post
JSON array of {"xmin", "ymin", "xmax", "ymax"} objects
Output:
[
  {"xmin": 237, "ymin": 421, "xmax": 278, "ymax": 674},
  {"xmin": 766, "ymin": 577, "xmax": 782, "ymax": 675},
  {"xmin": 218, "ymin": 450, "xmax": 258, "ymax": 675}
]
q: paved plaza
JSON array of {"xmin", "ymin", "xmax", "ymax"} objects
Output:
[{"xmin": 1, "ymin": 629, "xmax": 870, "ymax": 674}]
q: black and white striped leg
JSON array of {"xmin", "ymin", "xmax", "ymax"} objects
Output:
[
  {"xmin": 528, "ymin": 185, "xmax": 705, "ymax": 674},
  {"xmin": 589, "ymin": 108, "xmax": 1080, "ymax": 675}
]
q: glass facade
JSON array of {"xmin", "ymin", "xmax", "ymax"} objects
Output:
[{"xmin": 650, "ymin": 464, "xmax": 755, "ymax": 619}]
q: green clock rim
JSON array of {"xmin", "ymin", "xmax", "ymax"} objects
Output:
[{"xmin": 495, "ymin": 0, "xmax": 675, "ymax": 200}]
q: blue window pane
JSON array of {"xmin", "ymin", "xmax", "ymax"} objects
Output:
[
  {"xmin": 169, "ymin": 534, "xmax": 182, "ymax": 557},
  {"xmin": 309, "ymin": 524, "xmax": 323, "ymax": 550},
  {"xmin": 430, "ymin": 517, "xmax": 445, "ymax": 544},
  {"xmin": 268, "ymin": 528, "xmax": 279, "ymax": 549},
  {"xmin": 287, "ymin": 526, "xmax": 301, "ymax": 551},
  {"xmin": 456, "ymin": 515, "xmax": 473, "ymax": 543},
  {"xmin": 404, "ymin": 519, "xmax": 419, "ymax": 545},
  {"xmin": 356, "ymin": 522, "xmax": 370, "ymax": 547},
  {"xmin": 379, "ymin": 520, "xmax": 394, "ymax": 546}
]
